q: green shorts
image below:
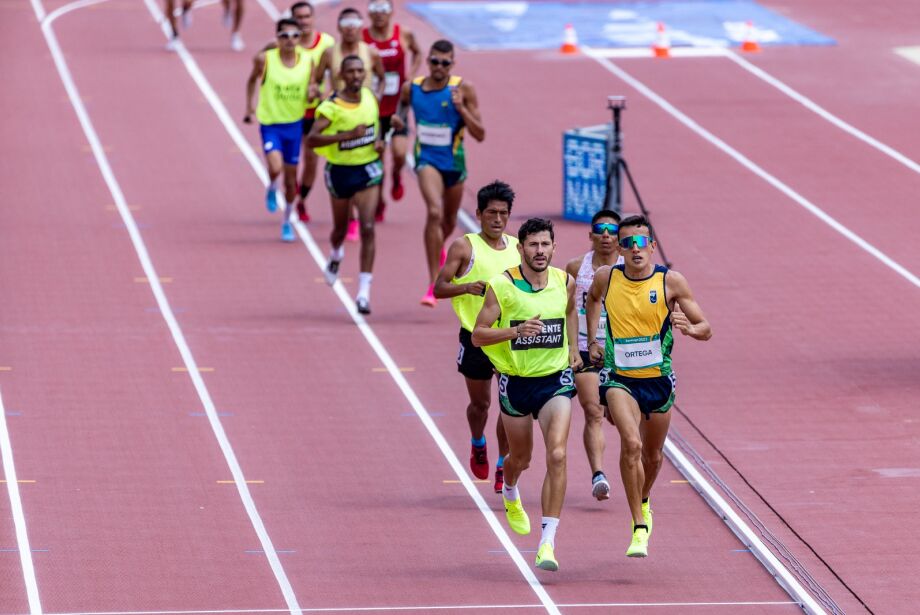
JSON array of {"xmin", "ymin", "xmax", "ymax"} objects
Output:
[
  {"xmin": 599, "ymin": 369, "xmax": 676, "ymax": 418},
  {"xmin": 498, "ymin": 369, "xmax": 576, "ymax": 419}
]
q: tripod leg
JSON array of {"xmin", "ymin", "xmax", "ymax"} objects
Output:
[{"xmin": 619, "ymin": 159, "xmax": 672, "ymax": 268}]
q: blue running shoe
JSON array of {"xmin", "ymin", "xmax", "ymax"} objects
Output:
[
  {"xmin": 281, "ymin": 221, "xmax": 295, "ymax": 242},
  {"xmin": 265, "ymin": 187, "xmax": 278, "ymax": 213}
]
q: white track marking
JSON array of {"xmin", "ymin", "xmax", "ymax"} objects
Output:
[
  {"xmin": 143, "ymin": 1, "xmax": 560, "ymax": 612},
  {"xmin": 894, "ymin": 46, "xmax": 920, "ymax": 66},
  {"xmin": 42, "ymin": 600, "xmax": 799, "ymax": 614},
  {"xmin": 583, "ymin": 47, "xmax": 920, "ymax": 290},
  {"xmin": 31, "ymin": 2, "xmax": 303, "ymax": 613},
  {"xmin": 722, "ymin": 49, "xmax": 920, "ymax": 176},
  {"xmin": 588, "ymin": 46, "xmax": 727, "ymax": 59},
  {"xmin": 0, "ymin": 389, "xmax": 41, "ymax": 614}
]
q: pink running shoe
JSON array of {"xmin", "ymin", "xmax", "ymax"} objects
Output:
[
  {"xmin": 439, "ymin": 247, "xmax": 447, "ymax": 268},
  {"xmin": 420, "ymin": 284, "xmax": 437, "ymax": 307},
  {"xmin": 346, "ymin": 219, "xmax": 359, "ymax": 242}
]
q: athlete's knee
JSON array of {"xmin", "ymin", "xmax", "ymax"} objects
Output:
[
  {"xmin": 622, "ymin": 437, "xmax": 642, "ymax": 463},
  {"xmin": 546, "ymin": 444, "xmax": 566, "ymax": 470},
  {"xmin": 584, "ymin": 403, "xmax": 605, "ymax": 428},
  {"xmin": 468, "ymin": 398, "xmax": 489, "ymax": 416},
  {"xmin": 359, "ymin": 221, "xmax": 375, "ymax": 241},
  {"xmin": 425, "ymin": 207, "xmax": 442, "ymax": 226},
  {"xmin": 642, "ymin": 447, "xmax": 663, "ymax": 470}
]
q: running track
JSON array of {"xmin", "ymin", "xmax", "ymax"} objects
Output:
[{"xmin": 1, "ymin": 0, "xmax": 918, "ymax": 613}]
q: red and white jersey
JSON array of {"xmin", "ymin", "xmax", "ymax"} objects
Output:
[{"xmin": 362, "ymin": 24, "xmax": 406, "ymax": 117}]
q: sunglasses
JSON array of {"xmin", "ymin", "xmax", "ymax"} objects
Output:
[
  {"xmin": 368, "ymin": 2, "xmax": 392, "ymax": 14},
  {"xmin": 339, "ymin": 17, "xmax": 363, "ymax": 28},
  {"xmin": 591, "ymin": 222, "xmax": 619, "ymax": 235},
  {"xmin": 428, "ymin": 57, "xmax": 453, "ymax": 67},
  {"xmin": 618, "ymin": 235, "xmax": 652, "ymax": 249},
  {"xmin": 278, "ymin": 30, "xmax": 302, "ymax": 39}
]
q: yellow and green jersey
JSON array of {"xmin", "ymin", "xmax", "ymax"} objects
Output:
[
  {"xmin": 483, "ymin": 266, "xmax": 570, "ymax": 378},
  {"xmin": 256, "ymin": 47, "xmax": 311, "ymax": 125},
  {"xmin": 303, "ymin": 32, "xmax": 335, "ymax": 115},
  {"xmin": 603, "ymin": 264, "xmax": 673, "ymax": 378},
  {"xmin": 314, "ymin": 87, "xmax": 380, "ymax": 166},
  {"xmin": 452, "ymin": 233, "xmax": 520, "ymax": 333}
]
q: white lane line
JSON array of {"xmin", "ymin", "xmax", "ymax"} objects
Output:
[
  {"xmin": 588, "ymin": 46, "xmax": 727, "ymax": 59},
  {"xmin": 0, "ymin": 388, "xmax": 41, "ymax": 614},
  {"xmin": 723, "ymin": 49, "xmax": 920, "ymax": 176},
  {"xmin": 583, "ymin": 47, "xmax": 920, "ymax": 290},
  {"xmin": 42, "ymin": 601, "xmax": 801, "ymax": 614},
  {"xmin": 40, "ymin": 0, "xmax": 110, "ymax": 25},
  {"xmin": 894, "ymin": 46, "xmax": 920, "ymax": 66},
  {"xmin": 146, "ymin": 3, "xmax": 559, "ymax": 613},
  {"xmin": 32, "ymin": 2, "xmax": 302, "ymax": 613}
]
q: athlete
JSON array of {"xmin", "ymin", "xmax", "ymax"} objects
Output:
[
  {"xmin": 585, "ymin": 215, "xmax": 711, "ymax": 558},
  {"xmin": 394, "ymin": 39, "xmax": 485, "ymax": 307},
  {"xmin": 307, "ymin": 55, "xmax": 384, "ymax": 314},
  {"xmin": 244, "ymin": 19, "xmax": 312, "ymax": 242},
  {"xmin": 563, "ymin": 209, "xmax": 622, "ymax": 501},
  {"xmin": 433, "ymin": 181, "xmax": 517, "ymax": 492},
  {"xmin": 472, "ymin": 218, "xmax": 581, "ymax": 572},
  {"xmin": 165, "ymin": 0, "xmax": 245, "ymax": 52},
  {"xmin": 312, "ymin": 7, "xmax": 385, "ymax": 241},
  {"xmin": 362, "ymin": 0, "xmax": 422, "ymax": 221}
]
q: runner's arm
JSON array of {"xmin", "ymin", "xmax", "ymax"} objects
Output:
[
  {"xmin": 433, "ymin": 237, "xmax": 477, "ymax": 299},
  {"xmin": 305, "ymin": 114, "xmax": 365, "ymax": 148},
  {"xmin": 244, "ymin": 53, "xmax": 266, "ymax": 123},
  {"xmin": 471, "ymin": 288, "xmax": 516, "ymax": 347},
  {"xmin": 566, "ymin": 274, "xmax": 584, "ymax": 370},
  {"xmin": 311, "ymin": 48, "xmax": 331, "ymax": 89},
  {"xmin": 392, "ymin": 81, "xmax": 411, "ymax": 131},
  {"xmin": 370, "ymin": 48, "xmax": 386, "ymax": 100},
  {"xmin": 453, "ymin": 81, "xmax": 485, "ymax": 142},
  {"xmin": 666, "ymin": 271, "xmax": 712, "ymax": 340},
  {"xmin": 403, "ymin": 27, "xmax": 422, "ymax": 77},
  {"xmin": 585, "ymin": 265, "xmax": 611, "ymax": 363}
]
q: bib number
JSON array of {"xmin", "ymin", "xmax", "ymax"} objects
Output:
[
  {"xmin": 383, "ymin": 72, "xmax": 400, "ymax": 95},
  {"xmin": 417, "ymin": 124, "xmax": 452, "ymax": 147},
  {"xmin": 613, "ymin": 335, "xmax": 663, "ymax": 371},
  {"xmin": 365, "ymin": 160, "xmax": 383, "ymax": 178}
]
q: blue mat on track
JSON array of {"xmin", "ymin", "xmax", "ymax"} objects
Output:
[{"xmin": 407, "ymin": 1, "xmax": 835, "ymax": 51}]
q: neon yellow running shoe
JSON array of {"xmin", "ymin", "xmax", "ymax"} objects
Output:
[
  {"xmin": 642, "ymin": 500, "xmax": 653, "ymax": 538},
  {"xmin": 503, "ymin": 496, "xmax": 531, "ymax": 535},
  {"xmin": 535, "ymin": 542, "xmax": 558, "ymax": 571},
  {"xmin": 626, "ymin": 524, "xmax": 649, "ymax": 558}
]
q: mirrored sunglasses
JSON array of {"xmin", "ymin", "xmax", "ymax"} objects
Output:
[
  {"xmin": 278, "ymin": 30, "xmax": 302, "ymax": 39},
  {"xmin": 428, "ymin": 57, "xmax": 453, "ymax": 67},
  {"xmin": 339, "ymin": 17, "xmax": 363, "ymax": 28},
  {"xmin": 591, "ymin": 222, "xmax": 619, "ymax": 235},
  {"xmin": 368, "ymin": 2, "xmax": 392, "ymax": 14},
  {"xmin": 618, "ymin": 235, "xmax": 652, "ymax": 249}
]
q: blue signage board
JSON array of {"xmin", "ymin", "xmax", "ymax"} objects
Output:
[{"xmin": 563, "ymin": 128, "xmax": 610, "ymax": 223}]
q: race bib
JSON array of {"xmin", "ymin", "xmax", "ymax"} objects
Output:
[
  {"xmin": 417, "ymin": 124, "xmax": 452, "ymax": 147},
  {"xmin": 383, "ymin": 72, "xmax": 400, "ymax": 95},
  {"xmin": 510, "ymin": 318, "xmax": 564, "ymax": 351},
  {"xmin": 577, "ymin": 309, "xmax": 607, "ymax": 342},
  {"xmin": 613, "ymin": 335, "xmax": 663, "ymax": 371}
]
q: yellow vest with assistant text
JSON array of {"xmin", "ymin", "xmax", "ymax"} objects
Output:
[
  {"xmin": 452, "ymin": 233, "xmax": 520, "ymax": 333},
  {"xmin": 314, "ymin": 88, "xmax": 380, "ymax": 166},
  {"xmin": 603, "ymin": 264, "xmax": 673, "ymax": 378},
  {"xmin": 483, "ymin": 266, "xmax": 570, "ymax": 378},
  {"xmin": 256, "ymin": 47, "xmax": 311, "ymax": 125}
]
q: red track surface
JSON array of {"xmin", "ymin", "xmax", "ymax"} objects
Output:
[{"xmin": 2, "ymin": 0, "xmax": 919, "ymax": 613}]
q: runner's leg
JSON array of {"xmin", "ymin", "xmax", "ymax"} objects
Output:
[
  {"xmin": 606, "ymin": 387, "xmax": 645, "ymax": 525},
  {"xmin": 417, "ymin": 166, "xmax": 446, "ymax": 285},
  {"xmin": 536, "ymin": 395, "xmax": 572, "ymax": 518}
]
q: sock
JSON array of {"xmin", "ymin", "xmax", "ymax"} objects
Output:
[
  {"xmin": 330, "ymin": 245, "xmax": 344, "ymax": 261},
  {"xmin": 471, "ymin": 435, "xmax": 486, "ymax": 448},
  {"xmin": 540, "ymin": 517, "xmax": 559, "ymax": 547},
  {"xmin": 633, "ymin": 523, "xmax": 648, "ymax": 533},
  {"xmin": 496, "ymin": 455, "xmax": 505, "ymax": 469},
  {"xmin": 502, "ymin": 482, "xmax": 519, "ymax": 502},
  {"xmin": 357, "ymin": 272, "xmax": 373, "ymax": 301},
  {"xmin": 299, "ymin": 184, "xmax": 311, "ymax": 199},
  {"xmin": 642, "ymin": 497, "xmax": 649, "ymax": 505},
  {"xmin": 592, "ymin": 470, "xmax": 605, "ymax": 480}
]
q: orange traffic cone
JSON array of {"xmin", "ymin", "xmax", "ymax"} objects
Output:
[
  {"xmin": 652, "ymin": 22, "xmax": 671, "ymax": 58},
  {"xmin": 741, "ymin": 21, "xmax": 762, "ymax": 52},
  {"xmin": 560, "ymin": 23, "xmax": 579, "ymax": 54}
]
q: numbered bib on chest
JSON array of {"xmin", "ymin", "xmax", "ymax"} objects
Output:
[
  {"xmin": 383, "ymin": 72, "xmax": 400, "ymax": 95},
  {"xmin": 417, "ymin": 124, "xmax": 452, "ymax": 147},
  {"xmin": 614, "ymin": 335, "xmax": 663, "ymax": 370}
]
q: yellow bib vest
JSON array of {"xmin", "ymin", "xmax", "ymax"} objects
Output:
[
  {"xmin": 314, "ymin": 88, "xmax": 380, "ymax": 166},
  {"xmin": 603, "ymin": 264, "xmax": 673, "ymax": 378},
  {"xmin": 483, "ymin": 266, "xmax": 570, "ymax": 378},
  {"xmin": 256, "ymin": 47, "xmax": 311, "ymax": 125},
  {"xmin": 451, "ymin": 233, "xmax": 520, "ymax": 333}
]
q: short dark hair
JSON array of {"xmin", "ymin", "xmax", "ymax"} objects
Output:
[
  {"xmin": 338, "ymin": 7, "xmax": 361, "ymax": 20},
  {"xmin": 290, "ymin": 1, "xmax": 313, "ymax": 14},
  {"xmin": 276, "ymin": 18, "xmax": 299, "ymax": 33},
  {"xmin": 431, "ymin": 39, "xmax": 454, "ymax": 55},
  {"xmin": 518, "ymin": 217, "xmax": 554, "ymax": 243},
  {"xmin": 341, "ymin": 54, "xmax": 364, "ymax": 70},
  {"xmin": 477, "ymin": 181, "xmax": 515, "ymax": 213},
  {"xmin": 591, "ymin": 209, "xmax": 621, "ymax": 225},
  {"xmin": 617, "ymin": 214, "xmax": 652, "ymax": 238}
]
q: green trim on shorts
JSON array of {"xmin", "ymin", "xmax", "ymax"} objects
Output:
[{"xmin": 603, "ymin": 380, "xmax": 674, "ymax": 414}]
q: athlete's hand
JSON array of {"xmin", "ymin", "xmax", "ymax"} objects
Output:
[
  {"xmin": 374, "ymin": 140, "xmax": 385, "ymax": 154},
  {"xmin": 243, "ymin": 113, "xmax": 253, "ymax": 124},
  {"xmin": 517, "ymin": 314, "xmax": 543, "ymax": 338},
  {"xmin": 466, "ymin": 281, "xmax": 486, "ymax": 296},
  {"xmin": 348, "ymin": 124, "xmax": 368, "ymax": 139},
  {"xmin": 308, "ymin": 83, "xmax": 320, "ymax": 102},
  {"xmin": 392, "ymin": 115, "xmax": 406, "ymax": 132},
  {"xmin": 569, "ymin": 349, "xmax": 584, "ymax": 371},
  {"xmin": 588, "ymin": 340, "xmax": 604, "ymax": 364},
  {"xmin": 450, "ymin": 87, "xmax": 465, "ymax": 109},
  {"xmin": 671, "ymin": 303, "xmax": 693, "ymax": 336}
]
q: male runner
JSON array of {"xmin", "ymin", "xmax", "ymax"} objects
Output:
[
  {"xmin": 307, "ymin": 55, "xmax": 384, "ymax": 314},
  {"xmin": 394, "ymin": 39, "xmax": 485, "ymax": 307},
  {"xmin": 472, "ymin": 218, "xmax": 581, "ymax": 572},
  {"xmin": 563, "ymin": 209, "xmax": 622, "ymax": 501},
  {"xmin": 165, "ymin": 0, "xmax": 245, "ymax": 51},
  {"xmin": 312, "ymin": 7, "xmax": 385, "ymax": 241},
  {"xmin": 585, "ymin": 215, "xmax": 711, "ymax": 558},
  {"xmin": 362, "ymin": 0, "xmax": 422, "ymax": 221},
  {"xmin": 244, "ymin": 19, "xmax": 311, "ymax": 242},
  {"xmin": 433, "ymin": 181, "xmax": 517, "ymax": 491}
]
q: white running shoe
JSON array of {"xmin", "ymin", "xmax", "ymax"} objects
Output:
[
  {"xmin": 230, "ymin": 33, "xmax": 244, "ymax": 52},
  {"xmin": 165, "ymin": 37, "xmax": 179, "ymax": 52}
]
